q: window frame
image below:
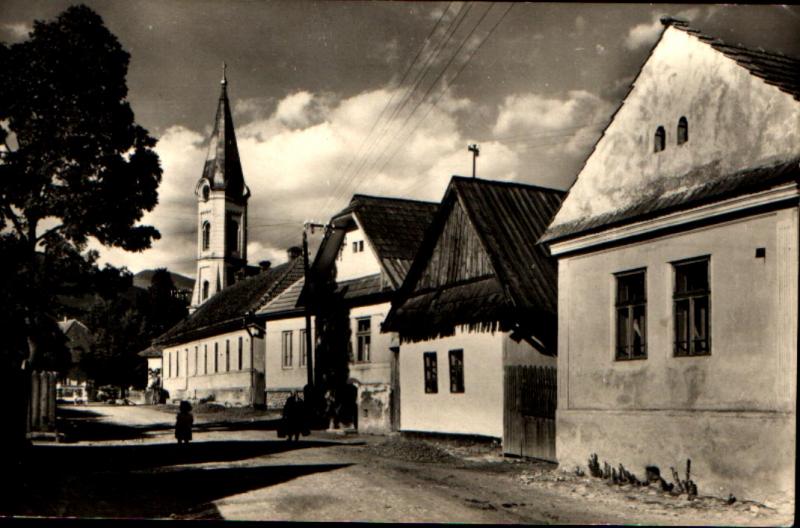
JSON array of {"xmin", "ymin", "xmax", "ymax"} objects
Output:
[
  {"xmin": 194, "ymin": 346, "xmax": 198, "ymax": 376},
  {"xmin": 202, "ymin": 221, "xmax": 211, "ymax": 250},
  {"xmin": 672, "ymin": 256, "xmax": 711, "ymax": 357},
  {"xmin": 204, "ymin": 344, "xmax": 208, "ymax": 375},
  {"xmin": 225, "ymin": 339, "xmax": 230, "ymax": 372},
  {"xmin": 214, "ymin": 342, "xmax": 219, "ymax": 373},
  {"xmin": 238, "ymin": 336, "xmax": 243, "ymax": 370},
  {"xmin": 299, "ymin": 329, "xmax": 307, "ymax": 367},
  {"xmin": 202, "ymin": 280, "xmax": 210, "ymax": 301},
  {"xmin": 282, "ymin": 330, "xmax": 293, "ymax": 368},
  {"xmin": 448, "ymin": 349, "xmax": 465, "ymax": 393},
  {"xmin": 614, "ymin": 268, "xmax": 648, "ymax": 361},
  {"xmin": 423, "ymin": 352, "xmax": 438, "ymax": 394},
  {"xmin": 355, "ymin": 317, "xmax": 371, "ymax": 363}
]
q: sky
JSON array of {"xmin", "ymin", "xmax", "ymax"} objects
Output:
[{"xmin": 2, "ymin": 2, "xmax": 799, "ymax": 278}]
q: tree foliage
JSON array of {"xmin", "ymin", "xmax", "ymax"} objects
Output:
[{"xmin": 0, "ymin": 4, "xmax": 162, "ymax": 370}]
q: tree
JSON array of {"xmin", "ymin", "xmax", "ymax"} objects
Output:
[{"xmin": 0, "ymin": 5, "xmax": 162, "ymax": 459}]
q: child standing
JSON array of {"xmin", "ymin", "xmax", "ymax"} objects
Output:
[{"xmin": 175, "ymin": 400, "xmax": 194, "ymax": 444}]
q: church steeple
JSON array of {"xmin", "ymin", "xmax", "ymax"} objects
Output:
[
  {"xmin": 197, "ymin": 63, "xmax": 249, "ymax": 203},
  {"xmin": 191, "ymin": 67, "xmax": 251, "ymax": 310}
]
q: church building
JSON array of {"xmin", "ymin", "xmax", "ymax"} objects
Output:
[{"xmin": 156, "ymin": 70, "xmax": 303, "ymax": 406}]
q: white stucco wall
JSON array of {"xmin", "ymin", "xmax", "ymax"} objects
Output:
[
  {"xmin": 551, "ymin": 26, "xmax": 800, "ymax": 229},
  {"xmin": 265, "ymin": 315, "xmax": 314, "ymax": 392},
  {"xmin": 556, "ymin": 207, "xmax": 798, "ymax": 501},
  {"xmin": 162, "ymin": 327, "xmax": 264, "ymax": 405},
  {"xmin": 335, "ymin": 223, "xmax": 382, "ymax": 282},
  {"xmin": 399, "ymin": 329, "xmax": 506, "ymax": 438}
]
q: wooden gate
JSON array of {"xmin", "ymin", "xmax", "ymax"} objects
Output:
[
  {"xmin": 503, "ymin": 365, "xmax": 556, "ymax": 461},
  {"xmin": 27, "ymin": 371, "xmax": 57, "ymax": 437}
]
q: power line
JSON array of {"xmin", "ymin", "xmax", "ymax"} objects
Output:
[
  {"xmin": 322, "ymin": 2, "xmax": 474, "ymax": 216},
  {"xmin": 379, "ymin": 3, "xmax": 514, "ymax": 185},
  {"xmin": 320, "ymin": 1, "xmax": 455, "ymax": 215}
]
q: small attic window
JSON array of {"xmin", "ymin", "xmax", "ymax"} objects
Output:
[
  {"xmin": 654, "ymin": 126, "xmax": 666, "ymax": 153},
  {"xmin": 677, "ymin": 117, "xmax": 688, "ymax": 145}
]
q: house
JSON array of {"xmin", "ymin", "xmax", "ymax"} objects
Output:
[
  {"xmin": 383, "ymin": 177, "xmax": 564, "ymax": 459},
  {"xmin": 305, "ymin": 194, "xmax": 438, "ymax": 432},
  {"xmin": 540, "ymin": 18, "xmax": 799, "ymax": 502},
  {"xmin": 153, "ymin": 71, "xmax": 305, "ymax": 406},
  {"xmin": 137, "ymin": 345, "xmax": 163, "ymax": 390},
  {"xmin": 56, "ymin": 318, "xmax": 94, "ymax": 402},
  {"xmin": 255, "ymin": 276, "xmax": 314, "ymax": 410},
  {"xmin": 155, "ymin": 255, "xmax": 303, "ymax": 405}
]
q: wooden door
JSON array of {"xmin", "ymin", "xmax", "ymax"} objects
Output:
[{"xmin": 503, "ymin": 365, "xmax": 556, "ymax": 462}]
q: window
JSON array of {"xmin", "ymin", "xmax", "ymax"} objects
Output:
[
  {"xmin": 204, "ymin": 344, "xmax": 208, "ymax": 375},
  {"xmin": 356, "ymin": 317, "xmax": 371, "ymax": 362},
  {"xmin": 226, "ymin": 215, "xmax": 239, "ymax": 254},
  {"xmin": 615, "ymin": 269, "xmax": 647, "ymax": 360},
  {"xmin": 194, "ymin": 346, "xmax": 198, "ymax": 376},
  {"xmin": 167, "ymin": 352, "xmax": 171, "ymax": 378},
  {"xmin": 282, "ymin": 330, "xmax": 293, "ymax": 368},
  {"xmin": 299, "ymin": 329, "xmax": 307, "ymax": 367},
  {"xmin": 238, "ymin": 337, "xmax": 243, "ymax": 370},
  {"xmin": 202, "ymin": 221, "xmax": 211, "ymax": 250},
  {"xmin": 424, "ymin": 352, "xmax": 438, "ymax": 394},
  {"xmin": 673, "ymin": 257, "xmax": 710, "ymax": 356},
  {"xmin": 359, "ymin": 240, "xmax": 364, "ymax": 252},
  {"xmin": 352, "ymin": 241, "xmax": 358, "ymax": 252},
  {"xmin": 225, "ymin": 340, "xmax": 230, "ymax": 372},
  {"xmin": 176, "ymin": 350, "xmax": 181, "ymax": 377},
  {"xmin": 449, "ymin": 350, "xmax": 464, "ymax": 393},
  {"xmin": 202, "ymin": 280, "xmax": 210, "ymax": 301},
  {"xmin": 654, "ymin": 126, "xmax": 666, "ymax": 153},
  {"xmin": 677, "ymin": 116, "xmax": 688, "ymax": 145},
  {"xmin": 214, "ymin": 342, "xmax": 219, "ymax": 373}
]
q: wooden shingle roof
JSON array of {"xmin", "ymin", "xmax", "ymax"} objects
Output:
[
  {"xmin": 385, "ymin": 177, "xmax": 565, "ymax": 347},
  {"xmin": 340, "ymin": 194, "xmax": 439, "ymax": 289},
  {"xmin": 154, "ymin": 258, "xmax": 304, "ymax": 346}
]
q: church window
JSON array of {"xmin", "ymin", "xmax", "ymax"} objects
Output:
[
  {"xmin": 654, "ymin": 126, "xmax": 665, "ymax": 153},
  {"xmin": 677, "ymin": 117, "xmax": 688, "ymax": 145},
  {"xmin": 226, "ymin": 216, "xmax": 240, "ymax": 255},
  {"xmin": 202, "ymin": 221, "xmax": 211, "ymax": 250},
  {"xmin": 202, "ymin": 280, "xmax": 210, "ymax": 301}
]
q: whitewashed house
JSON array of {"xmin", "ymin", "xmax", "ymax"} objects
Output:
[
  {"xmin": 306, "ymin": 195, "xmax": 438, "ymax": 432},
  {"xmin": 540, "ymin": 18, "xmax": 799, "ymax": 502},
  {"xmin": 384, "ymin": 177, "xmax": 563, "ymax": 459}
]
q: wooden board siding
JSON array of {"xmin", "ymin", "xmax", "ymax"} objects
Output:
[
  {"xmin": 504, "ymin": 365, "xmax": 556, "ymax": 461},
  {"xmin": 416, "ymin": 200, "xmax": 494, "ymax": 292}
]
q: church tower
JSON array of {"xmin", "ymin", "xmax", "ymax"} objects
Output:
[{"xmin": 191, "ymin": 66, "xmax": 250, "ymax": 309}]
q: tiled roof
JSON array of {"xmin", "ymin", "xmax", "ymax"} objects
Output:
[
  {"xmin": 337, "ymin": 273, "xmax": 385, "ymax": 301},
  {"xmin": 257, "ymin": 277, "xmax": 305, "ymax": 318},
  {"xmin": 668, "ymin": 18, "xmax": 800, "ymax": 101},
  {"xmin": 386, "ymin": 177, "xmax": 564, "ymax": 346},
  {"xmin": 154, "ymin": 258, "xmax": 304, "ymax": 346},
  {"xmin": 335, "ymin": 195, "xmax": 439, "ymax": 289},
  {"xmin": 542, "ymin": 157, "xmax": 800, "ymax": 244},
  {"xmin": 138, "ymin": 345, "xmax": 162, "ymax": 358}
]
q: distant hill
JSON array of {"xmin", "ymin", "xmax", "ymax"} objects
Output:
[{"xmin": 133, "ymin": 270, "xmax": 194, "ymax": 292}]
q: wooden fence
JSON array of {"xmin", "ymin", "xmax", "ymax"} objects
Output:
[
  {"xmin": 503, "ymin": 365, "xmax": 556, "ymax": 461},
  {"xmin": 27, "ymin": 371, "xmax": 57, "ymax": 436}
]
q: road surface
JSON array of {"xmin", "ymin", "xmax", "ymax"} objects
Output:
[{"xmin": 5, "ymin": 404, "xmax": 792, "ymax": 525}]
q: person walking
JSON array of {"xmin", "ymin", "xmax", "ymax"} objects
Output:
[{"xmin": 175, "ymin": 400, "xmax": 194, "ymax": 445}]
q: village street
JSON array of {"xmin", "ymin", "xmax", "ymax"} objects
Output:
[{"xmin": 5, "ymin": 404, "xmax": 791, "ymax": 525}]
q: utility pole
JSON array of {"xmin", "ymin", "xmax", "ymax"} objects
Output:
[
  {"xmin": 468, "ymin": 144, "xmax": 480, "ymax": 178},
  {"xmin": 302, "ymin": 221, "xmax": 329, "ymax": 389}
]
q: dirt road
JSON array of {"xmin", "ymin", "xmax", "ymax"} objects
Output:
[{"xmin": 5, "ymin": 404, "xmax": 792, "ymax": 525}]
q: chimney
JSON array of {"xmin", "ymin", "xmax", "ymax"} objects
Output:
[
  {"xmin": 259, "ymin": 260, "xmax": 271, "ymax": 272},
  {"xmin": 287, "ymin": 246, "xmax": 303, "ymax": 260}
]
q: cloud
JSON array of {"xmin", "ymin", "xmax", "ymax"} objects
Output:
[
  {"xmin": 1, "ymin": 22, "xmax": 31, "ymax": 42},
  {"xmin": 623, "ymin": 8, "xmax": 706, "ymax": 51}
]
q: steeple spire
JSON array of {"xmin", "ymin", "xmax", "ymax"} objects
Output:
[{"xmin": 198, "ymin": 65, "xmax": 248, "ymax": 201}]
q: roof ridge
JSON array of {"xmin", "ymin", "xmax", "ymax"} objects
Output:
[
  {"xmin": 451, "ymin": 175, "xmax": 567, "ymax": 195},
  {"xmin": 350, "ymin": 193, "xmax": 438, "ymax": 205}
]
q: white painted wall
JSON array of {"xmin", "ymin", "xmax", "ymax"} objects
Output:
[
  {"xmin": 348, "ymin": 302, "xmax": 393, "ymax": 385},
  {"xmin": 162, "ymin": 327, "xmax": 263, "ymax": 404},
  {"xmin": 335, "ymin": 223, "xmax": 382, "ymax": 282},
  {"xmin": 265, "ymin": 316, "xmax": 314, "ymax": 392},
  {"xmin": 399, "ymin": 328, "xmax": 505, "ymax": 438},
  {"xmin": 551, "ymin": 26, "xmax": 800, "ymax": 229}
]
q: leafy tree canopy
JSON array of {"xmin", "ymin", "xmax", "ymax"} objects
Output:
[{"xmin": 0, "ymin": 5, "xmax": 162, "ymax": 369}]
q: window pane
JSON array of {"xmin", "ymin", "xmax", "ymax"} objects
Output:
[
  {"xmin": 675, "ymin": 260, "xmax": 708, "ymax": 294},
  {"xmin": 424, "ymin": 352, "xmax": 438, "ymax": 393},
  {"xmin": 449, "ymin": 350, "xmax": 464, "ymax": 393},
  {"xmin": 692, "ymin": 296, "xmax": 709, "ymax": 354},
  {"xmin": 616, "ymin": 307, "xmax": 630, "ymax": 359},
  {"xmin": 632, "ymin": 304, "xmax": 646, "ymax": 358},
  {"xmin": 674, "ymin": 299, "xmax": 689, "ymax": 355}
]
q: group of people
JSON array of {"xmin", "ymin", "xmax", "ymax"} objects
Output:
[{"xmin": 173, "ymin": 382, "xmax": 359, "ymax": 444}]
